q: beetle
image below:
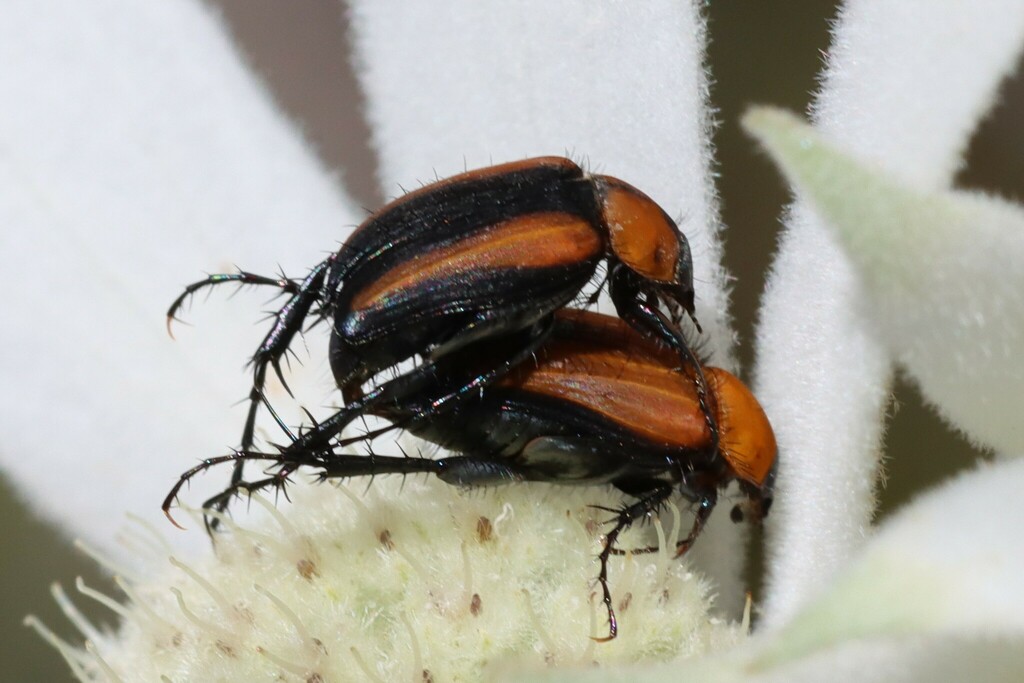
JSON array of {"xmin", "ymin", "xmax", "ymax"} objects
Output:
[
  {"xmin": 168, "ymin": 157, "xmax": 717, "ymax": 522},
  {"xmin": 164, "ymin": 309, "xmax": 777, "ymax": 640}
]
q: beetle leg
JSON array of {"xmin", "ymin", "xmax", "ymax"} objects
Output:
[
  {"xmin": 608, "ymin": 488, "xmax": 717, "ymax": 558},
  {"xmin": 190, "ymin": 451, "xmax": 526, "ymax": 502},
  {"xmin": 311, "ymin": 452, "xmax": 527, "ymax": 487},
  {"xmin": 165, "ymin": 261, "xmax": 335, "ymax": 532},
  {"xmin": 414, "ymin": 316, "xmax": 556, "ymax": 420},
  {"xmin": 245, "ymin": 258, "xmax": 334, "ymax": 404},
  {"xmin": 673, "ymin": 490, "xmax": 717, "ymax": 558},
  {"xmin": 281, "ymin": 317, "xmax": 559, "ymax": 456},
  {"xmin": 166, "ymin": 270, "xmax": 302, "ymax": 338},
  {"xmin": 592, "ymin": 483, "xmax": 674, "ymax": 642},
  {"xmin": 162, "ymin": 451, "xmax": 306, "ymax": 530},
  {"xmin": 199, "ymin": 470, "xmax": 294, "ymax": 533},
  {"xmin": 609, "ymin": 264, "xmax": 720, "ymax": 457},
  {"xmin": 214, "ymin": 258, "xmax": 334, "ymax": 530}
]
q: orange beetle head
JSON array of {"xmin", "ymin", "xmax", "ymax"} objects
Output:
[{"xmin": 592, "ymin": 175, "xmax": 697, "ymax": 327}]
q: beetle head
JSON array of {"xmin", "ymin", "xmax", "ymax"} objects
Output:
[{"xmin": 593, "ymin": 175, "xmax": 698, "ymax": 330}]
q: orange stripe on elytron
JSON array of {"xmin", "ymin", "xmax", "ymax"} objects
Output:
[
  {"xmin": 510, "ymin": 352, "xmax": 711, "ymax": 449},
  {"xmin": 351, "ymin": 212, "xmax": 604, "ymax": 311}
]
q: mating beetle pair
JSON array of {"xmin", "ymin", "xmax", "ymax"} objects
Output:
[
  {"xmin": 165, "ymin": 157, "xmax": 774, "ymax": 640},
  {"xmin": 166, "ymin": 309, "xmax": 777, "ymax": 640},
  {"xmin": 167, "ymin": 157, "xmax": 716, "ymax": 522}
]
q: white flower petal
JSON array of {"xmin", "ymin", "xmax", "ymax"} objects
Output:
[
  {"xmin": 744, "ymin": 108, "xmax": 1024, "ymax": 455},
  {"xmin": 756, "ymin": 458, "xmax": 1024, "ymax": 663},
  {"xmin": 752, "ymin": 0, "xmax": 1024, "ymax": 625},
  {"xmin": 348, "ymin": 0, "xmax": 746, "ymax": 609},
  {"xmin": 0, "ymin": 1, "xmax": 360, "ymax": 556},
  {"xmin": 815, "ymin": 2, "xmax": 1024, "ymax": 184},
  {"xmin": 744, "ymin": 638, "xmax": 1024, "ymax": 683},
  {"xmin": 506, "ymin": 640, "xmax": 1024, "ymax": 683}
]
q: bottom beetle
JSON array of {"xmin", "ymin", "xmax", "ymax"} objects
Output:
[{"xmin": 165, "ymin": 310, "xmax": 776, "ymax": 639}]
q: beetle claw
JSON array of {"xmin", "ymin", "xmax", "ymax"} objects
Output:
[{"xmin": 163, "ymin": 507, "xmax": 187, "ymax": 531}]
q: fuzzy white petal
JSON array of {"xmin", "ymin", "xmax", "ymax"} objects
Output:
[
  {"xmin": 745, "ymin": 108, "xmax": 1024, "ymax": 455},
  {"xmin": 753, "ymin": 0, "xmax": 1024, "ymax": 625},
  {"xmin": 348, "ymin": 0, "xmax": 746, "ymax": 609},
  {"xmin": 508, "ymin": 640, "xmax": 1024, "ymax": 683},
  {"xmin": 0, "ymin": 1, "xmax": 360, "ymax": 557},
  {"xmin": 755, "ymin": 458, "xmax": 1024, "ymax": 664}
]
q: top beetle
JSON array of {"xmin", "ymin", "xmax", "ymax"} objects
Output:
[{"xmin": 170, "ymin": 157, "xmax": 712, "ymax": 510}]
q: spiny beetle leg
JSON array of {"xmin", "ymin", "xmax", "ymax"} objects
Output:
[
  {"xmin": 608, "ymin": 489, "xmax": 717, "ymax": 557},
  {"xmin": 672, "ymin": 491, "xmax": 717, "ymax": 558},
  {"xmin": 166, "ymin": 270, "xmax": 303, "ymax": 337},
  {"xmin": 200, "ymin": 468, "xmax": 299, "ymax": 535},
  {"xmin": 312, "ymin": 452, "xmax": 526, "ymax": 486},
  {"xmin": 162, "ymin": 451, "xmax": 304, "ymax": 529},
  {"xmin": 212, "ymin": 258, "xmax": 334, "ymax": 531},
  {"xmin": 165, "ymin": 262, "xmax": 334, "ymax": 531},
  {"xmin": 592, "ymin": 483, "xmax": 674, "ymax": 642},
  {"xmin": 284, "ymin": 317, "xmax": 557, "ymax": 457},
  {"xmin": 415, "ymin": 316, "xmax": 555, "ymax": 420}
]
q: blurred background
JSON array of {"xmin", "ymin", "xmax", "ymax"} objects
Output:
[{"xmin": 4, "ymin": 2, "xmax": 1021, "ymax": 679}]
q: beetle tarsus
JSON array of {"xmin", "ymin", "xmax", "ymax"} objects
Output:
[
  {"xmin": 166, "ymin": 270, "xmax": 302, "ymax": 331},
  {"xmin": 592, "ymin": 484, "xmax": 674, "ymax": 642},
  {"xmin": 200, "ymin": 468, "xmax": 297, "ymax": 534}
]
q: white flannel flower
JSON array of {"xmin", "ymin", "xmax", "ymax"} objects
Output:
[{"xmin": 3, "ymin": 1, "xmax": 1024, "ymax": 681}]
